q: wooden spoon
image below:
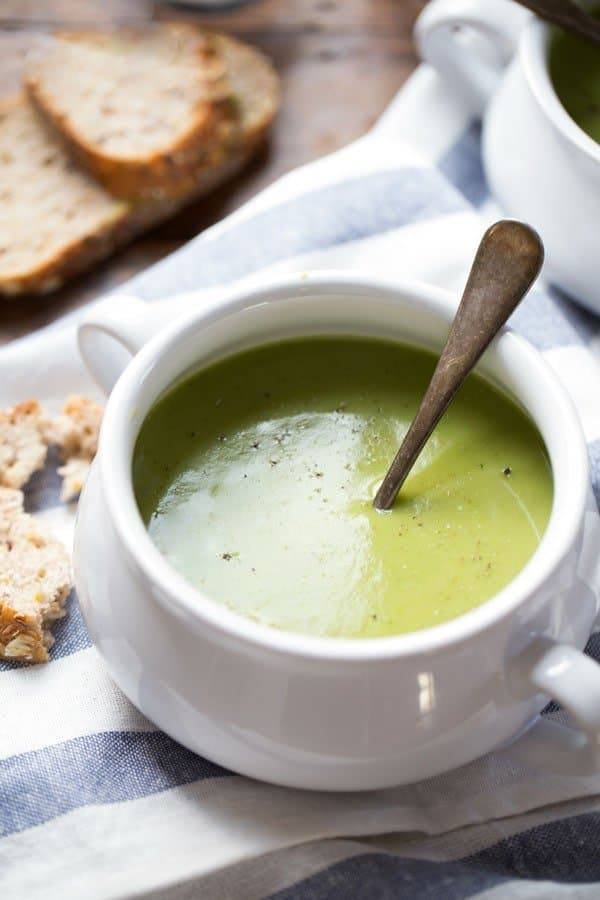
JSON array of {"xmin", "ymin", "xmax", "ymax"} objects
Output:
[
  {"xmin": 373, "ymin": 220, "xmax": 544, "ymax": 511},
  {"xmin": 513, "ymin": 0, "xmax": 600, "ymax": 47}
]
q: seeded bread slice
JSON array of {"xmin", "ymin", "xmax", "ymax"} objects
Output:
[
  {"xmin": 25, "ymin": 24, "xmax": 235, "ymax": 200},
  {"xmin": 0, "ymin": 94, "xmax": 247, "ymax": 297},
  {"xmin": 0, "ymin": 95, "xmax": 132, "ymax": 296},
  {"xmin": 0, "ymin": 38, "xmax": 278, "ymax": 297}
]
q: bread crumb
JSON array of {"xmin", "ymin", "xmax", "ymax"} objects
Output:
[
  {"xmin": 0, "ymin": 485, "xmax": 26, "ymax": 524},
  {"xmin": 0, "ymin": 400, "xmax": 49, "ymax": 489},
  {"xmin": 0, "ymin": 394, "xmax": 103, "ymax": 501},
  {"xmin": 58, "ymin": 457, "xmax": 91, "ymax": 502},
  {"xmin": 43, "ymin": 395, "xmax": 103, "ymax": 500},
  {"xmin": 43, "ymin": 394, "xmax": 103, "ymax": 461}
]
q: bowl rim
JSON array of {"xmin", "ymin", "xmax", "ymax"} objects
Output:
[
  {"xmin": 521, "ymin": 14, "xmax": 600, "ymax": 166},
  {"xmin": 98, "ymin": 271, "xmax": 589, "ymax": 663}
]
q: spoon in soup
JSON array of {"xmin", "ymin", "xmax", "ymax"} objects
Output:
[
  {"xmin": 512, "ymin": 0, "xmax": 600, "ymax": 47},
  {"xmin": 374, "ymin": 220, "xmax": 544, "ymax": 511}
]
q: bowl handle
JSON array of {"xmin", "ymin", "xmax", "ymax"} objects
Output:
[
  {"xmin": 507, "ymin": 636, "xmax": 600, "ymax": 774},
  {"xmin": 78, "ymin": 293, "xmax": 203, "ymax": 394},
  {"xmin": 414, "ymin": 0, "xmax": 529, "ymax": 115}
]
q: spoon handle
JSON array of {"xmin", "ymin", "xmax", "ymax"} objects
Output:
[
  {"xmin": 512, "ymin": 0, "xmax": 600, "ymax": 46},
  {"xmin": 373, "ymin": 220, "xmax": 544, "ymax": 511}
]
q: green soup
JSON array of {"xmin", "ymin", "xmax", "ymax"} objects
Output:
[
  {"xmin": 133, "ymin": 338, "xmax": 553, "ymax": 639},
  {"xmin": 550, "ymin": 11, "xmax": 600, "ymax": 143}
]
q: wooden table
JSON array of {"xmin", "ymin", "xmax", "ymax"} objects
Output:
[{"xmin": 0, "ymin": 0, "xmax": 426, "ymax": 342}]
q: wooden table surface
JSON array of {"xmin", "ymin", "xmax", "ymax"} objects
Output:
[{"xmin": 0, "ymin": 0, "xmax": 427, "ymax": 343}]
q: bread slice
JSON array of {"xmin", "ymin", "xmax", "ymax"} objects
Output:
[
  {"xmin": 0, "ymin": 486, "xmax": 71, "ymax": 663},
  {"xmin": 26, "ymin": 24, "xmax": 235, "ymax": 200},
  {"xmin": 0, "ymin": 38, "xmax": 278, "ymax": 297},
  {"xmin": 0, "ymin": 94, "xmax": 133, "ymax": 296},
  {"xmin": 130, "ymin": 35, "xmax": 280, "ymax": 200}
]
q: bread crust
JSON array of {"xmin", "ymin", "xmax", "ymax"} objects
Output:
[{"xmin": 0, "ymin": 201, "xmax": 131, "ymax": 297}]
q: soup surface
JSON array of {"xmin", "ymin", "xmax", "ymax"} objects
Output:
[
  {"xmin": 550, "ymin": 12, "xmax": 600, "ymax": 143},
  {"xmin": 134, "ymin": 338, "xmax": 553, "ymax": 639}
]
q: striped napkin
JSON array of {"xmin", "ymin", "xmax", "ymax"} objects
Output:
[{"xmin": 3, "ymin": 52, "xmax": 600, "ymax": 900}]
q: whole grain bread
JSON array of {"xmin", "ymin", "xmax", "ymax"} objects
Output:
[
  {"xmin": 0, "ymin": 393, "xmax": 108, "ymax": 661},
  {"xmin": 0, "ymin": 95, "xmax": 133, "ymax": 296},
  {"xmin": 0, "ymin": 400, "xmax": 49, "ymax": 488},
  {"xmin": 124, "ymin": 35, "xmax": 280, "ymax": 201},
  {"xmin": 1, "ymin": 35, "xmax": 278, "ymax": 297},
  {"xmin": 26, "ymin": 24, "xmax": 235, "ymax": 200},
  {"xmin": 0, "ymin": 486, "xmax": 72, "ymax": 663}
]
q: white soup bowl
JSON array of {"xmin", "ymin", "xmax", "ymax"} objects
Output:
[{"xmin": 74, "ymin": 272, "xmax": 600, "ymax": 791}]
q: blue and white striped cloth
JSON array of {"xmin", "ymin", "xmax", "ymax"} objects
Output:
[{"xmin": 3, "ymin": 47, "xmax": 600, "ymax": 900}]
